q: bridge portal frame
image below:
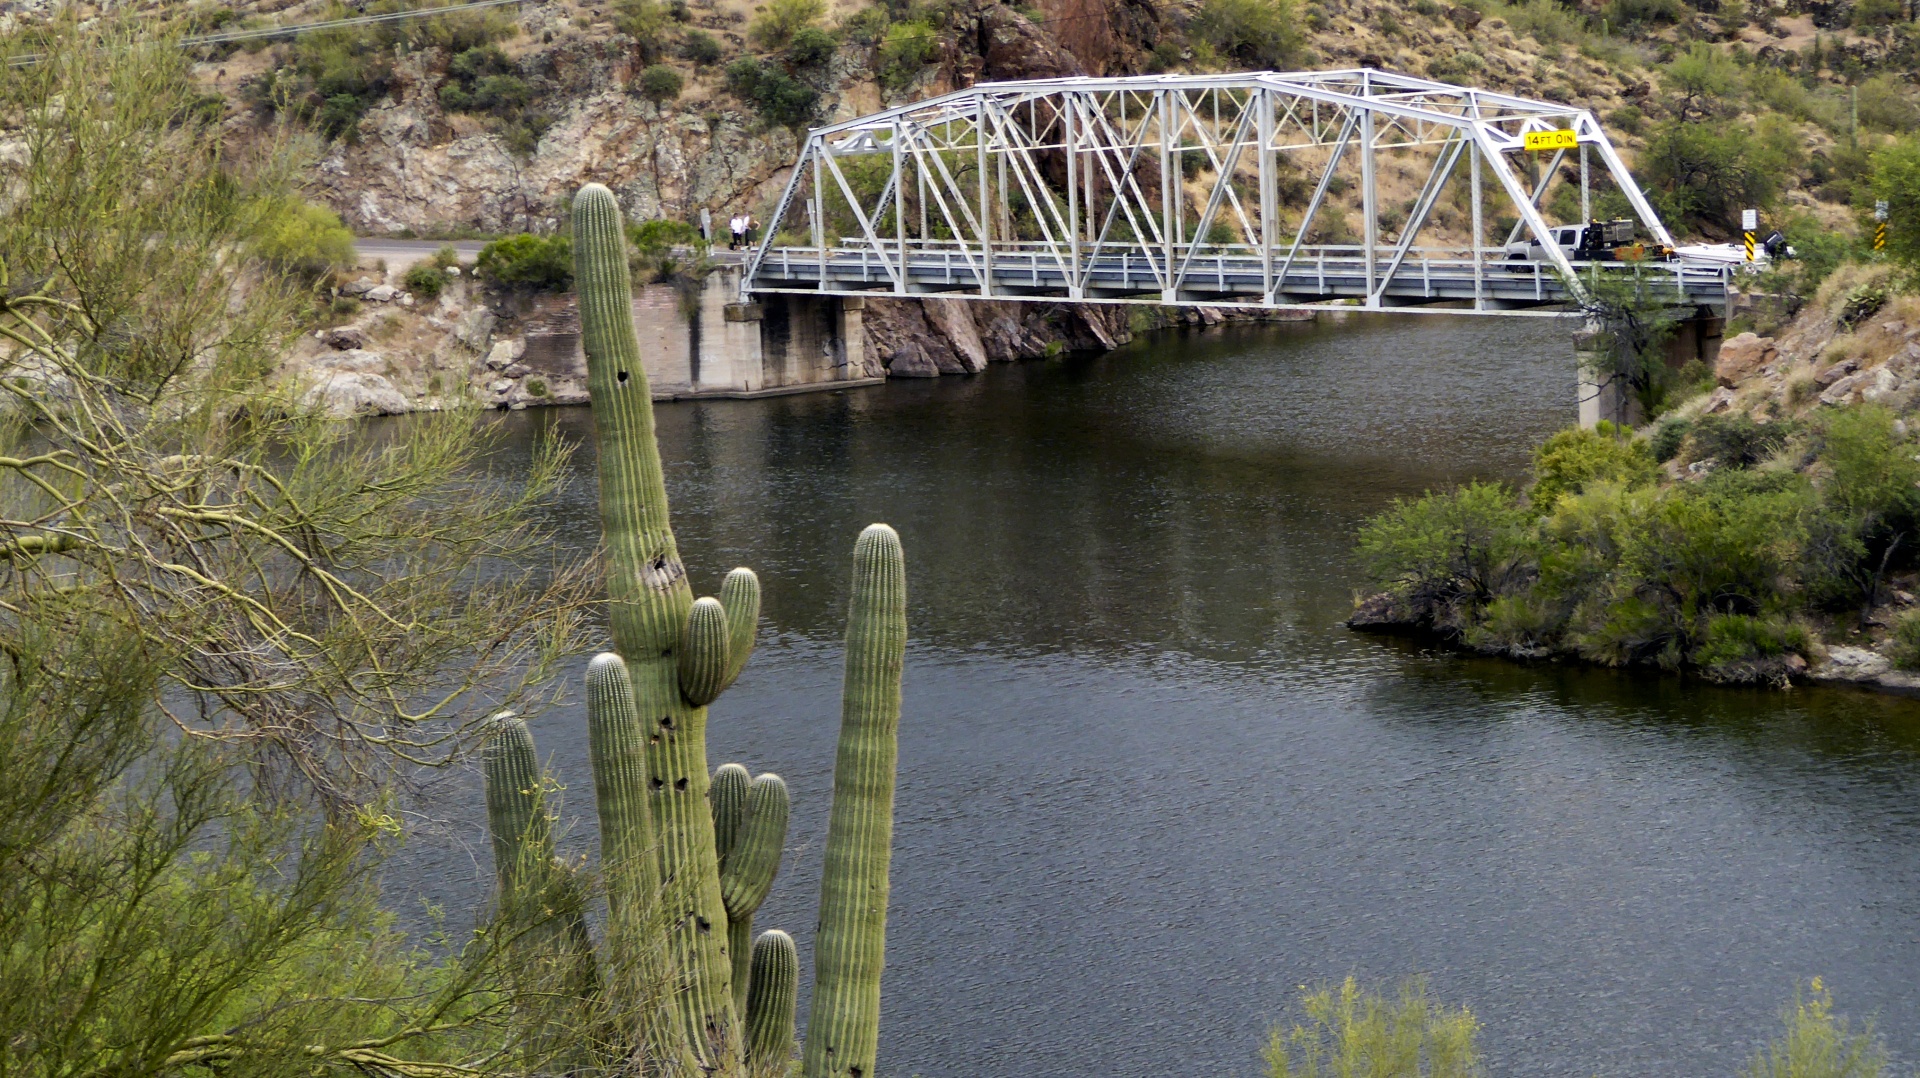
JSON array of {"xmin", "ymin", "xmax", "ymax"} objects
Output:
[{"xmin": 742, "ymin": 69, "xmax": 1701, "ymax": 316}]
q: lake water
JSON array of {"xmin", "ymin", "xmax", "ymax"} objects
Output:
[{"xmin": 397, "ymin": 314, "xmax": 1920, "ymax": 1077}]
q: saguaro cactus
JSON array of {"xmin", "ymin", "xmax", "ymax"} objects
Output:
[
  {"xmin": 804, "ymin": 524, "xmax": 908, "ymax": 1078},
  {"xmin": 480, "ymin": 184, "xmax": 908, "ymax": 1078}
]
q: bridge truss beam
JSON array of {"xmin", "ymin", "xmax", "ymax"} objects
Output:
[{"xmin": 742, "ymin": 69, "xmax": 1726, "ymax": 316}]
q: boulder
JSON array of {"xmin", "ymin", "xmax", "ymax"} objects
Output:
[
  {"xmin": 1714, "ymin": 332, "xmax": 1776, "ymax": 387},
  {"xmin": 484, "ymin": 339, "xmax": 524, "ymax": 371},
  {"xmin": 1861, "ymin": 365, "xmax": 1903, "ymax": 403},
  {"xmin": 1820, "ymin": 369, "xmax": 1871, "ymax": 405},
  {"xmin": 339, "ymin": 278, "xmax": 377, "ymax": 297},
  {"xmin": 1814, "ymin": 357, "xmax": 1859, "ymax": 387},
  {"xmin": 302, "ymin": 371, "xmax": 410, "ymax": 418},
  {"xmin": 922, "ymin": 299, "xmax": 989, "ymax": 374},
  {"xmin": 1447, "ymin": 5, "xmax": 1483, "ymax": 29},
  {"xmin": 1812, "ymin": 646, "xmax": 1892, "ymax": 682},
  {"xmin": 885, "ymin": 342, "xmax": 941, "ymax": 378},
  {"xmin": 323, "ymin": 326, "xmax": 367, "ymax": 351},
  {"xmin": 364, "ymin": 284, "xmax": 399, "ymax": 303},
  {"xmin": 1701, "ymin": 386, "xmax": 1736, "ymax": 414},
  {"xmin": 314, "ymin": 348, "xmax": 388, "ymax": 374},
  {"xmin": 457, "ymin": 307, "xmax": 498, "ymax": 353}
]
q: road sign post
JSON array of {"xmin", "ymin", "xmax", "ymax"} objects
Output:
[
  {"xmin": 1875, "ymin": 200, "xmax": 1889, "ymax": 253},
  {"xmin": 1742, "ymin": 208, "xmax": 1758, "ymax": 262}
]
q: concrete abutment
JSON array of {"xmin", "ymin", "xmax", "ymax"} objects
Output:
[
  {"xmin": 1577, "ymin": 310, "xmax": 1724, "ymax": 429},
  {"xmin": 630, "ymin": 265, "xmax": 882, "ymax": 399}
]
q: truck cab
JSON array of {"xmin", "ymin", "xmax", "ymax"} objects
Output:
[{"xmin": 1505, "ymin": 219, "xmax": 1641, "ymax": 263}]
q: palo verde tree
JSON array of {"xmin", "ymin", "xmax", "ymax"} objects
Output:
[
  {"xmin": 480, "ymin": 184, "xmax": 909, "ymax": 1078},
  {"xmin": 0, "ymin": 19, "xmax": 595, "ymax": 1076}
]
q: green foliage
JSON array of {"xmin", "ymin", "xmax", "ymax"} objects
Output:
[
  {"xmin": 615, "ymin": 0, "xmax": 671, "ymax": 60},
  {"xmin": 630, "ymin": 217, "xmax": 701, "ymax": 256},
  {"xmin": 1528, "ymin": 422, "xmax": 1659, "ymax": 513},
  {"xmin": 1262, "ymin": 977, "xmax": 1482, "ymax": 1078},
  {"xmin": 1193, "ymin": 0, "xmax": 1304, "ymax": 68},
  {"xmin": 1692, "ymin": 613, "xmax": 1812, "ymax": 682},
  {"xmin": 1868, "ymin": 135, "xmax": 1920, "ymax": 268},
  {"xmin": 250, "ymin": 198, "xmax": 358, "ymax": 276},
  {"xmin": 878, "ymin": 20, "xmax": 939, "ymax": 90},
  {"xmin": 1689, "ymin": 413, "xmax": 1792, "ymax": 469},
  {"xmin": 1643, "ymin": 117, "xmax": 1803, "ymax": 229},
  {"xmin": 1664, "ymin": 42, "xmax": 1739, "ymax": 116},
  {"xmin": 1601, "ymin": 0, "xmax": 1688, "ymax": 31},
  {"xmin": 638, "ymin": 63, "xmax": 685, "ymax": 102},
  {"xmin": 1650, "ymin": 416, "xmax": 1691, "ymax": 462},
  {"xmin": 1502, "ymin": 0, "xmax": 1586, "ymax": 45},
  {"xmin": 680, "ymin": 29, "xmax": 725, "ymax": 65},
  {"xmin": 788, "ymin": 24, "xmax": 839, "ymax": 69},
  {"xmin": 477, "ymin": 233, "xmax": 575, "ymax": 290},
  {"xmin": 1853, "ymin": 74, "xmax": 1920, "ymax": 132},
  {"xmin": 1356, "ymin": 482, "xmax": 1534, "ymax": 631},
  {"xmin": 1744, "ymin": 979, "xmax": 1889, "ymax": 1078},
  {"xmin": 725, "ymin": 57, "xmax": 819, "ymax": 126},
  {"xmin": 1886, "ymin": 609, "xmax": 1920, "ymax": 670},
  {"xmin": 403, "ymin": 261, "xmax": 451, "ymax": 299},
  {"xmin": 750, "ymin": 0, "xmax": 827, "ymax": 50}
]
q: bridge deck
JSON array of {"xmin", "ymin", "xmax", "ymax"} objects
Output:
[{"xmin": 748, "ymin": 241, "xmax": 1731, "ymax": 312}]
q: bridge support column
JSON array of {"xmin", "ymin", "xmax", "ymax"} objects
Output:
[
  {"xmin": 1576, "ymin": 317, "xmax": 1639, "ymax": 429},
  {"xmin": 754, "ymin": 293, "xmax": 881, "ymax": 393}
]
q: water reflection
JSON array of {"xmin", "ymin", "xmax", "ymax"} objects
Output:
[{"xmin": 401, "ymin": 313, "xmax": 1920, "ymax": 1077}]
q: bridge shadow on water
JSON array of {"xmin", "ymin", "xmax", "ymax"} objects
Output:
[{"xmin": 392, "ymin": 313, "xmax": 1920, "ymax": 1078}]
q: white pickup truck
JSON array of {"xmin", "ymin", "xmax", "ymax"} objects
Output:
[{"xmin": 1505, "ymin": 219, "xmax": 1794, "ymax": 271}]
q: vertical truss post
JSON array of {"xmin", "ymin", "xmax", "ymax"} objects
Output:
[
  {"xmin": 1470, "ymin": 135, "xmax": 1484, "ymax": 311},
  {"xmin": 892, "ymin": 121, "xmax": 906, "ymax": 295},
  {"xmin": 1258, "ymin": 85, "xmax": 1275, "ymax": 305},
  {"xmin": 1361, "ymin": 106, "xmax": 1377, "ymax": 305},
  {"xmin": 1065, "ymin": 94, "xmax": 1081, "ymax": 299},
  {"xmin": 1160, "ymin": 89, "xmax": 1176, "ymax": 302},
  {"xmin": 812, "ymin": 146, "xmax": 826, "ymax": 291},
  {"xmin": 1580, "ymin": 142, "xmax": 1590, "ymax": 224},
  {"xmin": 977, "ymin": 99, "xmax": 992, "ymax": 297}
]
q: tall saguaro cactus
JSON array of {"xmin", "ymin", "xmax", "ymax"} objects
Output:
[{"xmin": 480, "ymin": 184, "xmax": 909, "ymax": 1078}]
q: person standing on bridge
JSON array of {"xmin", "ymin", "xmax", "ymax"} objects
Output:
[{"xmin": 729, "ymin": 213, "xmax": 748, "ymax": 250}]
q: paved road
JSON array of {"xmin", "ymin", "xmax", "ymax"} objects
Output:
[{"xmin": 353, "ymin": 238, "xmax": 488, "ymax": 271}]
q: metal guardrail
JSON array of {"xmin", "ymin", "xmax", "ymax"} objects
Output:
[{"xmin": 747, "ymin": 240, "xmax": 1732, "ymax": 311}]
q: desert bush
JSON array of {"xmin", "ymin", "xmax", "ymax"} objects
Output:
[
  {"xmin": 1263, "ymin": 977, "xmax": 1481, "ymax": 1078},
  {"xmin": 1692, "ymin": 612, "xmax": 1812, "ymax": 682},
  {"xmin": 476, "ymin": 233, "xmax": 574, "ymax": 290},
  {"xmin": 1601, "ymin": 0, "xmax": 1688, "ymax": 30},
  {"xmin": 1886, "ymin": 609, "xmax": 1920, "ymax": 670},
  {"xmin": 402, "ymin": 261, "xmax": 450, "ymax": 299},
  {"xmin": 1642, "ymin": 117, "xmax": 1802, "ymax": 230},
  {"xmin": 878, "ymin": 20, "xmax": 938, "ymax": 89},
  {"xmin": 1528, "ymin": 422, "xmax": 1660, "ymax": 513},
  {"xmin": 680, "ymin": 28, "xmax": 724, "ymax": 65},
  {"xmin": 614, "ymin": 0, "xmax": 671, "ymax": 59},
  {"xmin": 1744, "ymin": 979, "xmax": 1888, "ymax": 1078},
  {"xmin": 1688, "ymin": 413, "xmax": 1793, "ymax": 469},
  {"xmin": 1504, "ymin": 0, "xmax": 1586, "ymax": 45},
  {"xmin": 638, "ymin": 63, "xmax": 684, "ymax": 102},
  {"xmin": 750, "ymin": 0, "xmax": 827, "ymax": 49},
  {"xmin": 788, "ymin": 24, "xmax": 839, "ymax": 69},
  {"xmin": 725, "ymin": 57, "xmax": 818, "ymax": 126},
  {"xmin": 1853, "ymin": 74, "xmax": 1920, "ymax": 132},
  {"xmin": 1193, "ymin": 0, "xmax": 1304, "ymax": 68},
  {"xmin": 250, "ymin": 198, "xmax": 357, "ymax": 276},
  {"xmin": 1664, "ymin": 42, "xmax": 1739, "ymax": 117},
  {"xmin": 1356, "ymin": 482, "xmax": 1535, "ymax": 632},
  {"xmin": 1649, "ymin": 416, "xmax": 1691, "ymax": 462}
]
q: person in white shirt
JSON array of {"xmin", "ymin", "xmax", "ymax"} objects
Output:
[{"xmin": 729, "ymin": 214, "xmax": 748, "ymax": 250}]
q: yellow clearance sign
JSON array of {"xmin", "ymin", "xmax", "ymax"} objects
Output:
[{"xmin": 1523, "ymin": 129, "xmax": 1580, "ymax": 152}]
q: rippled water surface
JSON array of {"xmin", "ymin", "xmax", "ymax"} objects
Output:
[{"xmin": 399, "ymin": 314, "xmax": 1920, "ymax": 1077}]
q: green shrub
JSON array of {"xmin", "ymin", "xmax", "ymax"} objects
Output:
[
  {"xmin": 680, "ymin": 29, "xmax": 724, "ymax": 65},
  {"xmin": 1886, "ymin": 610, "xmax": 1920, "ymax": 670},
  {"xmin": 1601, "ymin": 0, "xmax": 1687, "ymax": 29},
  {"xmin": 629, "ymin": 218, "xmax": 701, "ymax": 258},
  {"xmin": 1607, "ymin": 104, "xmax": 1645, "ymax": 136},
  {"xmin": 1663, "ymin": 43, "xmax": 1739, "ymax": 116},
  {"xmin": 476, "ymin": 233, "xmax": 573, "ymax": 290},
  {"xmin": 1356, "ymin": 482, "xmax": 1534, "ymax": 632},
  {"xmin": 725, "ymin": 57, "xmax": 819, "ymax": 126},
  {"xmin": 878, "ymin": 21, "xmax": 938, "ymax": 90},
  {"xmin": 1642, "ymin": 117, "xmax": 1803, "ymax": 229},
  {"xmin": 1528, "ymin": 422, "xmax": 1659, "ymax": 513},
  {"xmin": 787, "ymin": 25, "xmax": 838, "ymax": 69},
  {"xmin": 402, "ymin": 262, "xmax": 449, "ymax": 300},
  {"xmin": 1650, "ymin": 417, "xmax": 1691, "ymax": 462},
  {"xmin": 1866, "ymin": 135, "xmax": 1920, "ymax": 268},
  {"xmin": 1192, "ymin": 0, "xmax": 1303, "ymax": 68},
  {"xmin": 1743, "ymin": 979, "xmax": 1888, "ymax": 1078},
  {"xmin": 1504, "ymin": 0, "xmax": 1585, "ymax": 45},
  {"xmin": 1692, "ymin": 613, "xmax": 1811, "ymax": 682},
  {"xmin": 1689, "ymin": 414, "xmax": 1792, "ymax": 469},
  {"xmin": 429, "ymin": 244, "xmax": 461, "ymax": 270},
  {"xmin": 749, "ymin": 0, "xmax": 827, "ymax": 49},
  {"xmin": 638, "ymin": 63, "xmax": 684, "ymax": 102},
  {"xmin": 250, "ymin": 199, "xmax": 357, "ymax": 276},
  {"xmin": 1263, "ymin": 977, "xmax": 1481, "ymax": 1078},
  {"xmin": 614, "ymin": 0, "xmax": 671, "ymax": 60}
]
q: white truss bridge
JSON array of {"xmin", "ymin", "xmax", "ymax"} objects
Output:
[{"xmin": 740, "ymin": 69, "xmax": 1732, "ymax": 316}]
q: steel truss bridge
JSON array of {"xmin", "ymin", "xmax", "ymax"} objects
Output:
[{"xmin": 740, "ymin": 69, "xmax": 1732, "ymax": 316}]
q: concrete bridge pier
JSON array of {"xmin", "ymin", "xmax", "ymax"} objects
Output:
[
  {"xmin": 1577, "ymin": 310, "xmax": 1724, "ymax": 429},
  {"xmin": 632, "ymin": 264, "xmax": 884, "ymax": 399}
]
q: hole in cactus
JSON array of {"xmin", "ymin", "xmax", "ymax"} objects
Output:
[
  {"xmin": 659, "ymin": 715, "xmax": 674, "ymax": 729},
  {"xmin": 617, "ymin": 370, "xmax": 629, "ymax": 383},
  {"xmin": 850, "ymin": 1067, "xmax": 863, "ymax": 1077},
  {"xmin": 649, "ymin": 734, "xmax": 660, "ymax": 745},
  {"xmin": 650, "ymin": 777, "xmax": 664, "ymax": 790},
  {"xmin": 675, "ymin": 777, "xmax": 689, "ymax": 790},
  {"xmin": 696, "ymin": 916, "xmax": 712, "ymax": 934}
]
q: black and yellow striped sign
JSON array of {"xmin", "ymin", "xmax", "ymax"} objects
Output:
[
  {"xmin": 1876, "ymin": 223, "xmax": 1888, "ymax": 251},
  {"xmin": 1744, "ymin": 231, "xmax": 1755, "ymax": 261}
]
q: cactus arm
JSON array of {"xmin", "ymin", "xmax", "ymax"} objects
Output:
[
  {"xmin": 482, "ymin": 710, "xmax": 545, "ymax": 894},
  {"xmin": 803, "ymin": 525, "xmax": 907, "ymax": 1078},
  {"xmin": 745, "ymin": 930, "xmax": 800, "ymax": 1075},
  {"xmin": 679, "ymin": 597, "xmax": 731, "ymax": 707},
  {"xmin": 573, "ymin": 182, "xmax": 736, "ymax": 1065},
  {"xmin": 720, "ymin": 567, "xmax": 761, "ymax": 688},
  {"xmin": 721, "ymin": 773, "xmax": 789, "ymax": 1011},
  {"xmin": 587, "ymin": 653, "xmax": 689, "ymax": 1072},
  {"xmin": 711, "ymin": 762, "xmax": 752, "ymax": 866}
]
